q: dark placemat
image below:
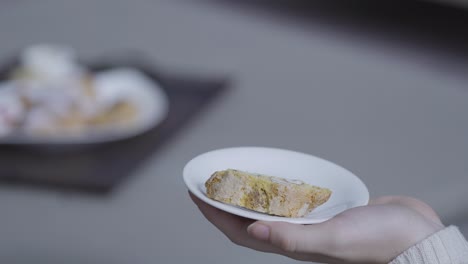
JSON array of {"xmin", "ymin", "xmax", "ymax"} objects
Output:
[{"xmin": 0, "ymin": 59, "xmax": 228, "ymax": 193}]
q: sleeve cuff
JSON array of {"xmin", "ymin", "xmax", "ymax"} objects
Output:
[{"xmin": 390, "ymin": 226, "xmax": 468, "ymax": 264}]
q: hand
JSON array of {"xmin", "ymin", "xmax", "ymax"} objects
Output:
[{"xmin": 190, "ymin": 193, "xmax": 444, "ymax": 264}]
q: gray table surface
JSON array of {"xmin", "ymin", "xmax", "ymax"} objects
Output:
[{"xmin": 1, "ymin": 1, "xmax": 467, "ymax": 263}]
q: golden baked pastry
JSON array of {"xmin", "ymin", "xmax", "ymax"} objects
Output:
[{"xmin": 205, "ymin": 169, "xmax": 332, "ymax": 218}]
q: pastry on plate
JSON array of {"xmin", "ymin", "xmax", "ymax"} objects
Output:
[{"xmin": 205, "ymin": 169, "xmax": 332, "ymax": 218}]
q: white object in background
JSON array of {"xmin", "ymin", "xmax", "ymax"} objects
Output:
[
  {"xmin": 0, "ymin": 82, "xmax": 25, "ymax": 136},
  {"xmin": 20, "ymin": 44, "xmax": 83, "ymax": 81},
  {"xmin": 91, "ymin": 68, "xmax": 169, "ymax": 130},
  {"xmin": 16, "ymin": 44, "xmax": 88, "ymax": 118},
  {"xmin": 184, "ymin": 147, "xmax": 369, "ymax": 224},
  {"xmin": 22, "ymin": 108, "xmax": 60, "ymax": 135}
]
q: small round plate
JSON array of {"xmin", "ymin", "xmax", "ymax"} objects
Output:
[{"xmin": 184, "ymin": 147, "xmax": 369, "ymax": 224}]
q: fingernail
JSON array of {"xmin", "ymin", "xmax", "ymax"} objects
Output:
[{"xmin": 248, "ymin": 223, "xmax": 270, "ymax": 241}]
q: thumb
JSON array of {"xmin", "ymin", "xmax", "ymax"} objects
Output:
[{"xmin": 247, "ymin": 221, "xmax": 333, "ymax": 254}]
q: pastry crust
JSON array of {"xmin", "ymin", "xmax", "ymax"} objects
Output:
[{"xmin": 205, "ymin": 169, "xmax": 332, "ymax": 217}]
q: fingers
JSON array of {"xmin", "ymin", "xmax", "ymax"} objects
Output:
[
  {"xmin": 247, "ymin": 221, "xmax": 334, "ymax": 255},
  {"xmin": 189, "ymin": 192, "xmax": 251, "ymax": 234},
  {"xmin": 247, "ymin": 221, "xmax": 342, "ymax": 263},
  {"xmin": 370, "ymin": 196, "xmax": 443, "ymax": 226},
  {"xmin": 369, "ymin": 196, "xmax": 409, "ymax": 205},
  {"xmin": 189, "ymin": 192, "xmax": 281, "ymax": 253}
]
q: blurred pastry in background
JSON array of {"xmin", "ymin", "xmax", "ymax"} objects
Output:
[
  {"xmin": 0, "ymin": 82, "xmax": 25, "ymax": 136},
  {"xmin": 0, "ymin": 44, "xmax": 157, "ymax": 138}
]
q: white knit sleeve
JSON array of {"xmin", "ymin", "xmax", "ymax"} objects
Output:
[{"xmin": 390, "ymin": 226, "xmax": 468, "ymax": 264}]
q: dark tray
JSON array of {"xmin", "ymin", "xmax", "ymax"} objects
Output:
[{"xmin": 0, "ymin": 57, "xmax": 229, "ymax": 193}]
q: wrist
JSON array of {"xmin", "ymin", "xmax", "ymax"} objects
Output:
[
  {"xmin": 390, "ymin": 226, "xmax": 468, "ymax": 264},
  {"xmin": 394, "ymin": 220, "xmax": 445, "ymax": 261}
]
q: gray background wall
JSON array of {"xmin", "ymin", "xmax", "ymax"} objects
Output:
[{"xmin": 1, "ymin": 1, "xmax": 467, "ymax": 263}]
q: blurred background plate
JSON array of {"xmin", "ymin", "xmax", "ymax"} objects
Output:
[{"xmin": 0, "ymin": 61, "xmax": 169, "ymax": 145}]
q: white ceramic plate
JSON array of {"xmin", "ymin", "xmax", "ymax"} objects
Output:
[{"xmin": 184, "ymin": 147, "xmax": 369, "ymax": 224}]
